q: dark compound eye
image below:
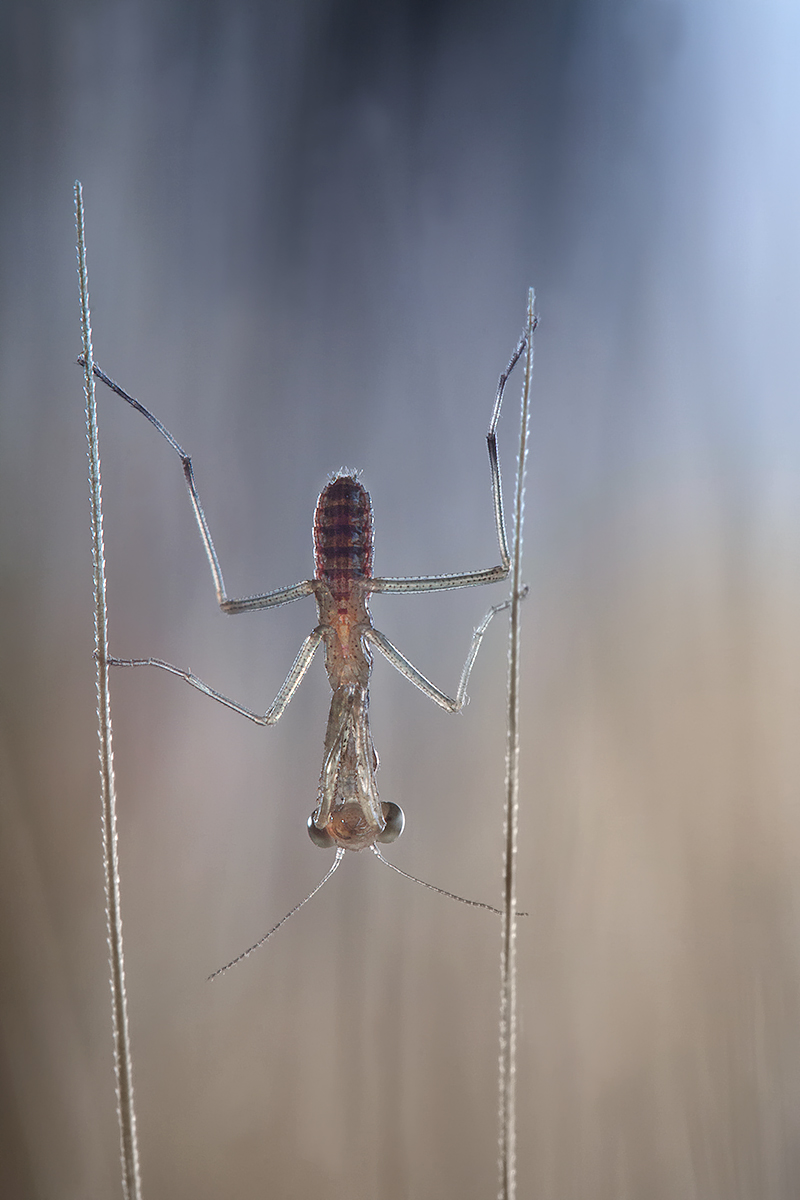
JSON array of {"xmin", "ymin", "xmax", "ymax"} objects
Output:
[
  {"xmin": 307, "ymin": 814, "xmax": 335, "ymax": 848},
  {"xmin": 376, "ymin": 802, "xmax": 404, "ymax": 844}
]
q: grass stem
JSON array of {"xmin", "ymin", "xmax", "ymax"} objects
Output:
[
  {"xmin": 498, "ymin": 289, "xmax": 536, "ymax": 1200},
  {"xmin": 75, "ymin": 180, "xmax": 143, "ymax": 1200}
]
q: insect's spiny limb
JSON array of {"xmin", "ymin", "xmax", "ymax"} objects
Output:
[
  {"xmin": 78, "ymin": 359, "xmax": 188, "ymax": 455},
  {"xmin": 367, "ymin": 592, "xmax": 522, "ymax": 710},
  {"xmin": 314, "ymin": 690, "xmax": 353, "ymax": 829},
  {"xmin": 369, "ymin": 330, "xmax": 529, "ymax": 597},
  {"xmin": 208, "ymin": 848, "xmax": 345, "ymax": 981},
  {"xmin": 368, "ymin": 564, "xmax": 508, "ymax": 594},
  {"xmin": 80, "ymin": 359, "xmax": 315, "ymax": 615},
  {"xmin": 181, "ymin": 461, "xmax": 317, "ymax": 613},
  {"xmin": 367, "ymin": 595, "xmax": 519, "ymax": 712},
  {"xmin": 220, "ymin": 579, "xmax": 316, "ymax": 613},
  {"xmin": 487, "ymin": 331, "xmax": 530, "ymax": 575},
  {"xmin": 78, "ymin": 360, "xmax": 230, "ymax": 602},
  {"xmin": 180, "ymin": 455, "xmax": 229, "ymax": 605},
  {"xmin": 106, "ymin": 627, "xmax": 324, "ymax": 726},
  {"xmin": 453, "ymin": 598, "xmax": 516, "ymax": 708},
  {"xmin": 264, "ymin": 627, "xmax": 326, "ymax": 721},
  {"xmin": 366, "ymin": 628, "xmax": 457, "ymax": 710},
  {"xmin": 106, "ymin": 656, "xmax": 273, "ymax": 724}
]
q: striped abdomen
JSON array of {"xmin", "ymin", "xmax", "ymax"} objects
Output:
[{"xmin": 313, "ymin": 475, "xmax": 373, "ymax": 600}]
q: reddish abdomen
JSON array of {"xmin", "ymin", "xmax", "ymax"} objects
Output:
[{"xmin": 314, "ymin": 476, "xmax": 373, "ymax": 598}]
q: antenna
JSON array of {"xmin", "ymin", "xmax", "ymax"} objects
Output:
[
  {"xmin": 208, "ymin": 848, "xmax": 345, "ymax": 980},
  {"xmin": 371, "ymin": 846, "xmax": 527, "ymax": 916}
]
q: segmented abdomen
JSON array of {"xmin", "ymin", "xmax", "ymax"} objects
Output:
[{"xmin": 313, "ymin": 475, "xmax": 373, "ymax": 599}]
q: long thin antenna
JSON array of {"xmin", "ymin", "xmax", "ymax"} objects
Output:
[
  {"xmin": 498, "ymin": 291, "xmax": 536, "ymax": 1200},
  {"xmin": 208, "ymin": 848, "xmax": 345, "ymax": 980},
  {"xmin": 371, "ymin": 845, "xmax": 528, "ymax": 916},
  {"xmin": 75, "ymin": 181, "xmax": 143, "ymax": 1200}
]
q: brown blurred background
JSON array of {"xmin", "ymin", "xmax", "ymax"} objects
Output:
[{"xmin": 2, "ymin": 1, "xmax": 800, "ymax": 1197}]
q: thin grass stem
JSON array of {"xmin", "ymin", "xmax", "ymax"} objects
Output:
[
  {"xmin": 498, "ymin": 289, "xmax": 536, "ymax": 1200},
  {"xmin": 75, "ymin": 181, "xmax": 143, "ymax": 1200}
]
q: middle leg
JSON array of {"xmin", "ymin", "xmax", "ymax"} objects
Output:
[
  {"xmin": 366, "ymin": 597, "xmax": 515, "ymax": 713},
  {"xmin": 105, "ymin": 627, "xmax": 324, "ymax": 725}
]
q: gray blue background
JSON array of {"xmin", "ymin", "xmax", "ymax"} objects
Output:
[{"xmin": 1, "ymin": 2, "xmax": 799, "ymax": 1197}]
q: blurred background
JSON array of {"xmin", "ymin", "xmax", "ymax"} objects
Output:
[{"xmin": 1, "ymin": 1, "xmax": 800, "ymax": 1197}]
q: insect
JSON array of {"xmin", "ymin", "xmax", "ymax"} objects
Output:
[{"xmin": 82, "ymin": 332, "xmax": 526, "ymax": 967}]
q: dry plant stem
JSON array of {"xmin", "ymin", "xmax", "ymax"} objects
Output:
[
  {"xmin": 75, "ymin": 181, "xmax": 143, "ymax": 1200},
  {"xmin": 498, "ymin": 290, "xmax": 536, "ymax": 1200}
]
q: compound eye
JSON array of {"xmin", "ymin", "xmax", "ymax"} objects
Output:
[
  {"xmin": 307, "ymin": 815, "xmax": 335, "ymax": 848},
  {"xmin": 377, "ymin": 802, "xmax": 404, "ymax": 844}
]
